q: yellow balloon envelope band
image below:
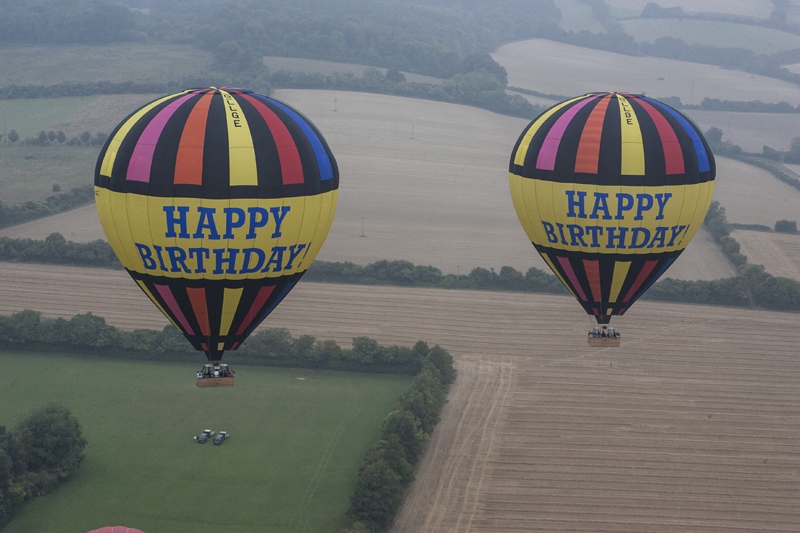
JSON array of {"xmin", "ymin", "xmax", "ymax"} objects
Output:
[{"xmin": 95, "ymin": 88, "xmax": 339, "ymax": 360}]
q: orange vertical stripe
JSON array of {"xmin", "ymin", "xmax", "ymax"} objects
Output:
[
  {"xmin": 574, "ymin": 94, "xmax": 612, "ymax": 174},
  {"xmin": 174, "ymin": 91, "xmax": 214, "ymax": 185},
  {"xmin": 186, "ymin": 287, "xmax": 211, "ymax": 336}
]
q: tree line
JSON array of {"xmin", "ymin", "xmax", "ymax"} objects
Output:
[
  {"xmin": 346, "ymin": 342, "xmax": 455, "ymax": 532},
  {"xmin": 0, "ymin": 403, "xmax": 87, "ymax": 527},
  {"xmin": 2, "ymin": 230, "xmax": 800, "ymax": 311},
  {"xmin": 0, "ymin": 185, "xmax": 94, "ymax": 229},
  {"xmin": 0, "ymin": 309, "xmax": 453, "ymax": 376}
]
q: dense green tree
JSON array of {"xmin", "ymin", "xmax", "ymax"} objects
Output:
[
  {"xmin": 7, "ymin": 130, "xmax": 18, "ymax": 144},
  {"xmin": 381, "ymin": 410, "xmax": 427, "ymax": 464},
  {"xmin": 68, "ymin": 312, "xmax": 119, "ymax": 348},
  {"xmin": 347, "ymin": 460, "xmax": 404, "ymax": 533},
  {"xmin": 13, "ymin": 404, "xmax": 86, "ymax": 494},
  {"xmin": 774, "ymin": 220, "xmax": 797, "ymax": 233}
]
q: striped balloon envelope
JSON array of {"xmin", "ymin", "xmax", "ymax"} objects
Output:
[
  {"xmin": 95, "ymin": 87, "xmax": 338, "ymax": 361},
  {"xmin": 509, "ymin": 92, "xmax": 715, "ymax": 325}
]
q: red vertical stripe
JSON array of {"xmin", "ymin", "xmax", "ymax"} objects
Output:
[
  {"xmin": 186, "ymin": 287, "xmax": 211, "ymax": 336},
  {"xmin": 628, "ymin": 95, "xmax": 685, "ymax": 175},
  {"xmin": 582, "ymin": 259, "xmax": 602, "ymax": 302},
  {"xmin": 622, "ymin": 260, "xmax": 659, "ymax": 302},
  {"xmin": 574, "ymin": 94, "xmax": 612, "ymax": 174},
  {"xmin": 240, "ymin": 94, "xmax": 305, "ymax": 185},
  {"xmin": 174, "ymin": 91, "xmax": 214, "ymax": 185},
  {"xmin": 236, "ymin": 285, "xmax": 276, "ymax": 335}
]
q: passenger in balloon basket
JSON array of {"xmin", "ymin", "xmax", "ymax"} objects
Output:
[{"xmin": 588, "ymin": 326, "xmax": 620, "ymax": 339}]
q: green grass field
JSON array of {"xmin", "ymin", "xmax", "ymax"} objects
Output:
[
  {"xmin": 0, "ymin": 44, "xmax": 212, "ymax": 86},
  {"xmin": 0, "ymin": 145, "xmax": 97, "ymax": 205},
  {"xmin": 0, "ymin": 352, "xmax": 411, "ymax": 533},
  {"xmin": 0, "ymin": 96, "xmax": 99, "ymax": 141},
  {"xmin": 620, "ymin": 18, "xmax": 800, "ymax": 54}
]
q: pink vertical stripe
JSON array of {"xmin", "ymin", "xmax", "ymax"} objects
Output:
[
  {"xmin": 627, "ymin": 95, "xmax": 685, "ymax": 175},
  {"xmin": 537, "ymin": 94, "xmax": 603, "ymax": 171},
  {"xmin": 557, "ymin": 256, "xmax": 588, "ymax": 301},
  {"xmin": 622, "ymin": 260, "xmax": 659, "ymax": 302},
  {"xmin": 155, "ymin": 284, "xmax": 195, "ymax": 335},
  {"xmin": 127, "ymin": 92, "xmax": 198, "ymax": 183},
  {"xmin": 236, "ymin": 285, "xmax": 275, "ymax": 335},
  {"xmin": 240, "ymin": 94, "xmax": 305, "ymax": 185}
]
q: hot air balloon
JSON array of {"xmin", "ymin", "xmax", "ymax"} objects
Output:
[
  {"xmin": 509, "ymin": 92, "xmax": 715, "ymax": 346},
  {"xmin": 95, "ymin": 87, "xmax": 338, "ymax": 379}
]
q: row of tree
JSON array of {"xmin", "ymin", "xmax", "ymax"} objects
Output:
[
  {"xmin": 0, "ymin": 186, "xmax": 94, "ymax": 229},
  {"xmin": 0, "ymin": 309, "xmax": 452, "ymax": 376},
  {"xmin": 1, "ymin": 130, "xmax": 108, "ymax": 147},
  {"xmin": 3, "ymin": 228, "xmax": 800, "ymax": 311},
  {"xmin": 346, "ymin": 344, "xmax": 455, "ymax": 532},
  {"xmin": 0, "ymin": 404, "xmax": 87, "ymax": 527},
  {"xmin": 269, "ymin": 63, "xmax": 541, "ymax": 119}
]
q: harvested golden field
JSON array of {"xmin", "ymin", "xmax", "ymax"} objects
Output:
[
  {"xmin": 493, "ymin": 39, "xmax": 800, "ymax": 106},
  {"xmin": 605, "ymin": 0, "xmax": 774, "ymax": 19},
  {"xmin": 2, "ymin": 262, "xmax": 798, "ymax": 533},
  {"xmin": 713, "ymin": 157, "xmax": 800, "ymax": 226},
  {"xmin": 733, "ymin": 230, "xmax": 800, "ymax": 281}
]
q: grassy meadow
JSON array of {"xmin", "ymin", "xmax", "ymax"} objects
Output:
[
  {"xmin": 0, "ymin": 44, "xmax": 212, "ymax": 86},
  {"xmin": 0, "ymin": 145, "xmax": 97, "ymax": 205},
  {"xmin": 620, "ymin": 18, "xmax": 800, "ymax": 54},
  {"xmin": 0, "ymin": 352, "xmax": 411, "ymax": 533},
  {"xmin": 0, "ymin": 97, "xmax": 100, "ymax": 140}
]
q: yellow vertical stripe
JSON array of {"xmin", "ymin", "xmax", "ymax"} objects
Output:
[
  {"xmin": 609, "ymin": 261, "xmax": 632, "ymax": 302},
  {"xmin": 543, "ymin": 255, "xmax": 578, "ymax": 300},
  {"xmin": 220, "ymin": 90, "xmax": 258, "ymax": 186},
  {"xmin": 616, "ymin": 94, "xmax": 645, "ymax": 175},
  {"xmin": 99, "ymin": 92, "xmax": 183, "ymax": 177},
  {"xmin": 513, "ymin": 95, "xmax": 587, "ymax": 167},
  {"xmin": 135, "ymin": 280, "xmax": 182, "ymax": 330},
  {"xmin": 220, "ymin": 287, "xmax": 244, "ymax": 335}
]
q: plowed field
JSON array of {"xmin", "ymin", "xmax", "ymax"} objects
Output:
[{"xmin": 2, "ymin": 262, "xmax": 798, "ymax": 533}]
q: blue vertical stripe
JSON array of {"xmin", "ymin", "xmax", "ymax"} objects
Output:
[
  {"xmin": 255, "ymin": 95, "xmax": 334, "ymax": 181},
  {"xmin": 643, "ymin": 97, "xmax": 711, "ymax": 173}
]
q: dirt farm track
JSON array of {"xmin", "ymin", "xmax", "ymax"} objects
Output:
[{"xmin": 2, "ymin": 262, "xmax": 798, "ymax": 532}]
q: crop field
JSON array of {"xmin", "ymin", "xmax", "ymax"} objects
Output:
[
  {"xmin": 493, "ymin": 39, "xmax": 800, "ymax": 106},
  {"xmin": 2, "ymin": 262, "xmax": 798, "ymax": 533},
  {"xmin": 0, "ymin": 90, "xmax": 736, "ymax": 280},
  {"xmin": 733, "ymin": 229, "xmax": 800, "ymax": 281},
  {"xmin": 620, "ymin": 18, "xmax": 800, "ymax": 54},
  {"xmin": 0, "ymin": 351, "xmax": 410, "ymax": 533},
  {"xmin": 682, "ymin": 110, "xmax": 800, "ymax": 153},
  {"xmin": 713, "ymin": 157, "xmax": 800, "ymax": 226},
  {"xmin": 0, "ymin": 44, "xmax": 212, "ymax": 86},
  {"xmin": 605, "ymin": 0, "xmax": 774, "ymax": 19}
]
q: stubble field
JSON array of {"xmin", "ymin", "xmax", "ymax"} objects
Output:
[
  {"xmin": 493, "ymin": 39, "xmax": 800, "ymax": 106},
  {"xmin": 733, "ymin": 229, "xmax": 800, "ymax": 281},
  {"xmin": 1, "ymin": 262, "xmax": 798, "ymax": 533}
]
